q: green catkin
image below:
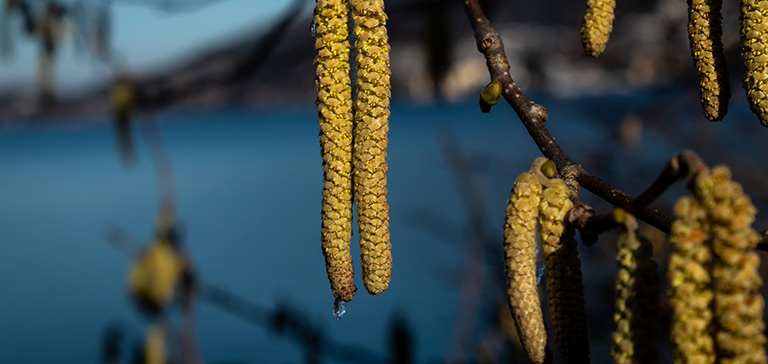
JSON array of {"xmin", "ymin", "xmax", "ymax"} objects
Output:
[
  {"xmin": 351, "ymin": 0, "xmax": 393, "ymax": 296},
  {"xmin": 504, "ymin": 172, "xmax": 548, "ymax": 364},
  {"xmin": 668, "ymin": 196, "xmax": 715, "ymax": 364},
  {"xmin": 740, "ymin": 0, "xmax": 768, "ymax": 126},
  {"xmin": 315, "ymin": 0, "xmax": 357, "ymax": 303},
  {"xmin": 581, "ymin": 0, "xmax": 616, "ymax": 57},
  {"xmin": 539, "ymin": 178, "xmax": 590, "ymax": 364},
  {"xmin": 611, "ymin": 210, "xmax": 659, "ymax": 364},
  {"xmin": 694, "ymin": 167, "xmax": 767, "ymax": 363},
  {"xmin": 688, "ymin": 0, "xmax": 730, "ymax": 121}
]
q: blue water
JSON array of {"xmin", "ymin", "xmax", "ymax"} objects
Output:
[
  {"xmin": 0, "ymin": 100, "xmax": 541, "ymax": 364},
  {"xmin": 1, "ymin": 90, "xmax": 766, "ymax": 364}
]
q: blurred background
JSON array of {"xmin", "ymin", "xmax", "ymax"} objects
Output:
[{"xmin": 1, "ymin": 0, "xmax": 768, "ymax": 363}]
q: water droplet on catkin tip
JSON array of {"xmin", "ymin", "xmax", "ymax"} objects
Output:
[{"xmin": 333, "ymin": 298, "xmax": 347, "ymax": 320}]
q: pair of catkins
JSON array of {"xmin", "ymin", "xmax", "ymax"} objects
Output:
[
  {"xmin": 314, "ymin": 0, "xmax": 392, "ymax": 304},
  {"xmin": 504, "ymin": 160, "xmax": 660, "ymax": 364},
  {"xmin": 688, "ymin": 0, "xmax": 768, "ymax": 125},
  {"xmin": 503, "ymin": 158, "xmax": 589, "ymax": 364},
  {"xmin": 583, "ymin": 0, "xmax": 768, "ymax": 126},
  {"xmin": 669, "ymin": 166, "xmax": 767, "ymax": 364}
]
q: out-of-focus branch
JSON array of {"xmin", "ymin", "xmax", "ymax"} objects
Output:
[
  {"xmin": 439, "ymin": 130, "xmax": 488, "ymax": 363},
  {"xmin": 134, "ymin": 0, "xmax": 307, "ymax": 111},
  {"xmin": 104, "ymin": 225, "xmax": 386, "ymax": 364},
  {"xmin": 141, "ymin": 115, "xmax": 177, "ymax": 205},
  {"xmin": 110, "ymin": 0, "xmax": 237, "ymax": 13}
]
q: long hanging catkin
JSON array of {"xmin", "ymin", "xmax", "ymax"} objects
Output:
[
  {"xmin": 611, "ymin": 209, "xmax": 659, "ymax": 364},
  {"xmin": 351, "ymin": 0, "xmax": 392, "ymax": 296},
  {"xmin": 504, "ymin": 172, "xmax": 548, "ymax": 364},
  {"xmin": 581, "ymin": 0, "xmax": 616, "ymax": 57},
  {"xmin": 694, "ymin": 167, "xmax": 767, "ymax": 363},
  {"xmin": 539, "ymin": 177, "xmax": 589, "ymax": 364},
  {"xmin": 668, "ymin": 195, "xmax": 715, "ymax": 364},
  {"xmin": 741, "ymin": 0, "xmax": 768, "ymax": 126},
  {"xmin": 315, "ymin": 0, "xmax": 357, "ymax": 303},
  {"xmin": 688, "ymin": 0, "xmax": 730, "ymax": 121}
]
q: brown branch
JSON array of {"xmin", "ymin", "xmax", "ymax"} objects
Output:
[
  {"xmin": 630, "ymin": 151, "xmax": 706, "ymax": 210},
  {"xmin": 460, "ymin": 0, "xmax": 673, "ymax": 233},
  {"xmin": 460, "ymin": 0, "xmax": 768, "ymax": 252}
]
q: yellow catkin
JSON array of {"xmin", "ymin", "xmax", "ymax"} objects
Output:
[
  {"xmin": 611, "ymin": 211, "xmax": 659, "ymax": 364},
  {"xmin": 694, "ymin": 167, "xmax": 767, "ymax": 363},
  {"xmin": 688, "ymin": 0, "xmax": 730, "ymax": 121},
  {"xmin": 581, "ymin": 0, "xmax": 616, "ymax": 57},
  {"xmin": 144, "ymin": 323, "xmax": 166, "ymax": 364},
  {"xmin": 315, "ymin": 0, "xmax": 357, "ymax": 302},
  {"xmin": 504, "ymin": 172, "xmax": 548, "ymax": 364},
  {"xmin": 351, "ymin": 0, "xmax": 392, "ymax": 296},
  {"xmin": 741, "ymin": 0, "xmax": 768, "ymax": 126},
  {"xmin": 668, "ymin": 195, "xmax": 715, "ymax": 364},
  {"xmin": 128, "ymin": 239, "xmax": 186, "ymax": 315},
  {"xmin": 539, "ymin": 178, "xmax": 590, "ymax": 364}
]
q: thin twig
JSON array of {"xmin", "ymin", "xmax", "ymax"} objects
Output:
[
  {"xmin": 630, "ymin": 151, "xmax": 705, "ymax": 210},
  {"xmin": 141, "ymin": 115, "xmax": 178, "ymax": 206}
]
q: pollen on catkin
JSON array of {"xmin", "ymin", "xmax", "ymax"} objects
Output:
[
  {"xmin": 611, "ymin": 210, "xmax": 659, "ymax": 364},
  {"xmin": 740, "ymin": 0, "xmax": 768, "ymax": 126},
  {"xmin": 581, "ymin": 0, "xmax": 616, "ymax": 57},
  {"xmin": 688, "ymin": 0, "xmax": 730, "ymax": 121},
  {"xmin": 539, "ymin": 178, "xmax": 590, "ymax": 364},
  {"xmin": 315, "ymin": 0, "xmax": 357, "ymax": 302},
  {"xmin": 504, "ymin": 172, "xmax": 548, "ymax": 364},
  {"xmin": 694, "ymin": 166, "xmax": 767, "ymax": 363},
  {"xmin": 351, "ymin": 0, "xmax": 392, "ymax": 296},
  {"xmin": 668, "ymin": 195, "xmax": 715, "ymax": 364}
]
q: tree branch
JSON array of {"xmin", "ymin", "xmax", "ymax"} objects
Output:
[
  {"xmin": 459, "ymin": 0, "xmax": 768, "ymax": 252},
  {"xmin": 460, "ymin": 0, "xmax": 672, "ymax": 231}
]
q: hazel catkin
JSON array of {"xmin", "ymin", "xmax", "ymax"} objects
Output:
[
  {"xmin": 581, "ymin": 0, "xmax": 616, "ymax": 57},
  {"xmin": 741, "ymin": 0, "xmax": 768, "ymax": 126},
  {"xmin": 351, "ymin": 0, "xmax": 392, "ymax": 296},
  {"xmin": 688, "ymin": 0, "xmax": 730, "ymax": 121},
  {"xmin": 695, "ymin": 167, "xmax": 767, "ymax": 363},
  {"xmin": 611, "ymin": 210, "xmax": 659, "ymax": 364},
  {"xmin": 668, "ymin": 195, "xmax": 715, "ymax": 364},
  {"xmin": 128, "ymin": 239, "xmax": 187, "ymax": 316},
  {"xmin": 315, "ymin": 0, "xmax": 357, "ymax": 303},
  {"xmin": 144, "ymin": 322, "xmax": 166, "ymax": 364},
  {"xmin": 539, "ymin": 178, "xmax": 589, "ymax": 364},
  {"xmin": 504, "ymin": 172, "xmax": 548, "ymax": 364}
]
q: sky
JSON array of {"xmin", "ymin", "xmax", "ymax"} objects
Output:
[{"xmin": 0, "ymin": 0, "xmax": 305, "ymax": 95}]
